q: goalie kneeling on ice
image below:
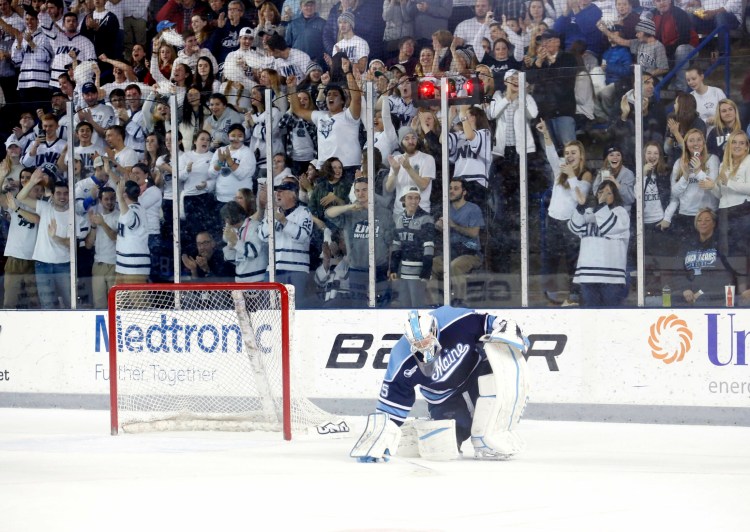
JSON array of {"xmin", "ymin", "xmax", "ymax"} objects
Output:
[{"xmin": 350, "ymin": 306, "xmax": 530, "ymax": 462}]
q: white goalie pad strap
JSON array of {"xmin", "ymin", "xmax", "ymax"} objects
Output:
[
  {"xmin": 350, "ymin": 413, "xmax": 402, "ymax": 463},
  {"xmin": 414, "ymin": 419, "xmax": 459, "ymax": 461},
  {"xmin": 471, "ymin": 340, "xmax": 530, "ymax": 458},
  {"xmin": 397, "ymin": 420, "xmax": 420, "ymax": 458}
]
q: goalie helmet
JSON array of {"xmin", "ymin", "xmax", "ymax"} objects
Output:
[{"xmin": 404, "ymin": 310, "xmax": 441, "ymax": 364}]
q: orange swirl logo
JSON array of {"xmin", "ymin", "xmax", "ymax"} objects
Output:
[{"xmin": 649, "ymin": 314, "xmax": 693, "ymax": 364}]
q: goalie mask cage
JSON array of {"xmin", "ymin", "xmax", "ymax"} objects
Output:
[{"xmin": 108, "ymin": 282, "xmax": 334, "ymax": 440}]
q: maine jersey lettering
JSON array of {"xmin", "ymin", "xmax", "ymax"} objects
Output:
[{"xmin": 376, "ymin": 306, "xmax": 498, "ymax": 425}]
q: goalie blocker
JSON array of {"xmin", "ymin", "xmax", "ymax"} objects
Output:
[{"xmin": 351, "ymin": 306, "xmax": 530, "ymax": 462}]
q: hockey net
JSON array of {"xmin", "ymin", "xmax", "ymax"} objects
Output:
[{"xmin": 108, "ymin": 282, "xmax": 343, "ymax": 439}]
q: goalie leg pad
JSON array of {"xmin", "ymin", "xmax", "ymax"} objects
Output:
[
  {"xmin": 414, "ymin": 419, "xmax": 459, "ymax": 461},
  {"xmin": 471, "ymin": 340, "xmax": 530, "ymax": 459},
  {"xmin": 350, "ymin": 413, "xmax": 401, "ymax": 463},
  {"xmin": 396, "ymin": 420, "xmax": 420, "ymax": 458}
]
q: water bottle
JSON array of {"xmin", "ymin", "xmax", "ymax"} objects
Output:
[{"xmin": 662, "ymin": 286, "xmax": 671, "ymax": 308}]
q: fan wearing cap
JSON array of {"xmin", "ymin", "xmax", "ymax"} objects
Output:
[
  {"xmin": 526, "ymin": 29, "xmax": 577, "ymax": 150},
  {"xmin": 206, "ymin": 0, "xmax": 251, "ymax": 69},
  {"xmin": 15, "ymin": 166, "xmax": 72, "ymax": 308},
  {"xmin": 80, "ymin": 0, "xmax": 121, "ymax": 64},
  {"xmin": 330, "ymin": 11, "xmax": 369, "ymax": 73},
  {"xmin": 0, "ymin": 137, "xmax": 24, "ymax": 186},
  {"xmin": 222, "ymin": 26, "xmax": 265, "ymax": 87},
  {"xmin": 156, "ymin": 0, "xmax": 209, "ymax": 34},
  {"xmin": 74, "ymin": 81, "xmax": 115, "ymax": 145},
  {"xmin": 287, "ymin": 54, "xmax": 362, "ymax": 177},
  {"xmin": 598, "ymin": 17, "xmax": 668, "ymax": 78},
  {"xmin": 389, "ymin": 185, "xmax": 435, "ymax": 308},
  {"xmin": 284, "ymin": 0, "xmax": 326, "ymax": 66},
  {"xmin": 10, "ymin": 5, "xmax": 54, "ymax": 107},
  {"xmin": 486, "ymin": 69, "xmax": 539, "ymax": 163},
  {"xmin": 385, "ymin": 126, "xmax": 436, "ymax": 218},
  {"xmin": 322, "ymin": 0, "xmax": 384, "ymax": 61},
  {"xmin": 258, "ymin": 179, "xmax": 313, "ymax": 300},
  {"xmin": 592, "ymin": 145, "xmax": 635, "ymax": 213}
]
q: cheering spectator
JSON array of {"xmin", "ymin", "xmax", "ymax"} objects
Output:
[
  {"xmin": 385, "ymin": 126, "xmax": 436, "ymax": 216},
  {"xmin": 285, "ymin": 0, "xmax": 326, "ymax": 66},
  {"xmin": 113, "ymin": 178, "xmax": 150, "ymax": 284},
  {"xmin": 84, "ymin": 185, "xmax": 118, "ymax": 309},
  {"xmin": 325, "ymin": 176, "xmax": 395, "ymax": 307},
  {"xmin": 11, "ymin": 6, "xmax": 54, "ymax": 110},
  {"xmin": 182, "ymin": 231, "xmax": 235, "ymax": 280},
  {"xmin": 287, "ymin": 63, "xmax": 362, "ymax": 177},
  {"xmin": 674, "ymin": 208, "xmax": 736, "ymax": 306},
  {"xmin": 538, "ymin": 118, "xmax": 593, "ymax": 306},
  {"xmin": 592, "ymin": 145, "xmax": 636, "ymax": 213},
  {"xmin": 447, "ymin": 106, "xmax": 493, "ymax": 210},
  {"xmin": 208, "ymin": 123, "xmax": 256, "ymax": 208},
  {"xmin": 258, "ymin": 180, "xmax": 313, "ymax": 301},
  {"xmin": 404, "ymin": 0, "xmax": 453, "ymax": 47},
  {"xmin": 649, "ymin": 0, "xmax": 698, "ymax": 93},
  {"xmin": 431, "ymin": 178, "xmax": 485, "ymax": 307},
  {"xmin": 16, "ymin": 167, "xmax": 71, "ymax": 309},
  {"xmin": 1, "ymin": 167, "xmax": 41, "ymax": 309},
  {"xmin": 665, "ymin": 92, "xmax": 707, "ymax": 166},
  {"xmin": 49, "ymin": 12, "xmax": 96, "ymax": 90},
  {"xmin": 389, "ymin": 185, "xmax": 435, "ymax": 308},
  {"xmin": 330, "ymin": 11, "xmax": 370, "ymax": 73},
  {"xmin": 687, "ymin": 0, "xmax": 743, "ymax": 34},
  {"xmin": 707, "ymin": 99, "xmax": 743, "ymax": 160},
  {"xmin": 527, "ymin": 30, "xmax": 577, "ymax": 151},
  {"xmin": 686, "ymin": 66, "xmax": 726, "ymax": 127},
  {"xmin": 662, "ymin": 128, "xmax": 720, "ymax": 242},
  {"xmin": 569, "ymin": 180, "xmax": 630, "ymax": 307},
  {"xmin": 221, "ymin": 199, "xmax": 267, "ymax": 282},
  {"xmin": 157, "ymin": 0, "xmax": 209, "ymax": 35},
  {"xmin": 708, "ymin": 131, "xmax": 750, "ymax": 265}
]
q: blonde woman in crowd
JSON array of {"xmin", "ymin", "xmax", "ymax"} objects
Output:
[
  {"xmin": 707, "ymin": 130, "xmax": 750, "ymax": 272},
  {"xmin": 662, "ymin": 128, "xmax": 720, "ymax": 242},
  {"xmin": 538, "ymin": 118, "xmax": 592, "ymax": 306}
]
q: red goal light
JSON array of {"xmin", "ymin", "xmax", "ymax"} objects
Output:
[
  {"xmin": 417, "ymin": 80, "xmax": 436, "ymax": 100},
  {"xmin": 464, "ymin": 77, "xmax": 484, "ymax": 97}
]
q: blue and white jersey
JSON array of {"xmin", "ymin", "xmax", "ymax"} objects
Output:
[{"xmin": 376, "ymin": 306, "xmax": 500, "ymax": 425}]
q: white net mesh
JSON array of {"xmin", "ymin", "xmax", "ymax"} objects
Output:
[{"xmin": 111, "ymin": 284, "xmax": 337, "ymax": 435}]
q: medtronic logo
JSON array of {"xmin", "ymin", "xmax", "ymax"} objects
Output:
[
  {"xmin": 648, "ymin": 314, "xmax": 693, "ymax": 364},
  {"xmin": 117, "ymin": 315, "xmax": 244, "ymax": 354}
]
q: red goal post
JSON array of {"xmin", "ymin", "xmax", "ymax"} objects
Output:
[{"xmin": 108, "ymin": 283, "xmax": 300, "ymax": 439}]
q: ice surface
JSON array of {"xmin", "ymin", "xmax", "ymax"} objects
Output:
[{"xmin": 1, "ymin": 408, "xmax": 749, "ymax": 532}]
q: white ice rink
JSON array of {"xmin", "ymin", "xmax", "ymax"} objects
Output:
[{"xmin": 1, "ymin": 408, "xmax": 749, "ymax": 532}]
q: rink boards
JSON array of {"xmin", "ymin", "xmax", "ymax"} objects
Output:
[{"xmin": 0, "ymin": 308, "xmax": 748, "ymax": 417}]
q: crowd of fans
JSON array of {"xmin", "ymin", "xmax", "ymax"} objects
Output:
[{"xmin": 0, "ymin": 0, "xmax": 749, "ymax": 310}]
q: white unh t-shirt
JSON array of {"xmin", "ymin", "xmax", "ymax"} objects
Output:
[
  {"xmin": 311, "ymin": 108, "xmax": 362, "ymax": 167},
  {"xmin": 32, "ymin": 200, "xmax": 71, "ymax": 264},
  {"xmin": 691, "ymin": 86, "xmax": 726, "ymax": 126}
]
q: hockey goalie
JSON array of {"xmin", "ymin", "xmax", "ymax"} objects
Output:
[{"xmin": 351, "ymin": 306, "xmax": 530, "ymax": 462}]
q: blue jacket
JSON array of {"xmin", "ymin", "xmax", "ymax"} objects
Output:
[
  {"xmin": 602, "ymin": 45, "xmax": 632, "ymax": 85},
  {"xmin": 554, "ymin": 4, "xmax": 606, "ymax": 58},
  {"xmin": 285, "ymin": 13, "xmax": 327, "ymax": 65}
]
